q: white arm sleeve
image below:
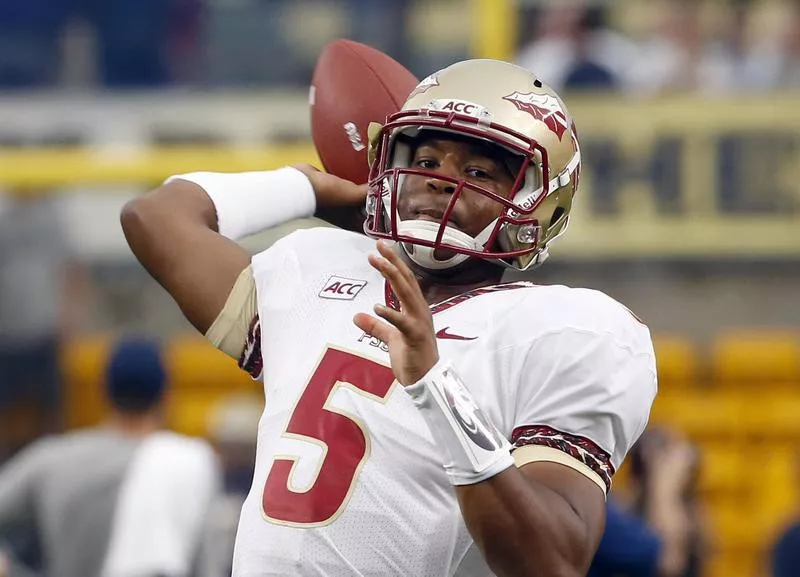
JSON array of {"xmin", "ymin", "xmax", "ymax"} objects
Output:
[
  {"xmin": 510, "ymin": 328, "xmax": 657, "ymax": 493},
  {"xmin": 166, "ymin": 168, "xmax": 316, "ymax": 241}
]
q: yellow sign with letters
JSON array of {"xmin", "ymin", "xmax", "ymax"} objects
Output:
[
  {"xmin": 554, "ymin": 94, "xmax": 800, "ymax": 257},
  {"xmin": 0, "ymin": 95, "xmax": 796, "ymax": 258}
]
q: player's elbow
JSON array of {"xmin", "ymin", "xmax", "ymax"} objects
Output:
[
  {"xmin": 120, "ymin": 192, "xmax": 166, "ymax": 253},
  {"xmin": 120, "ymin": 186, "xmax": 176, "ymax": 265},
  {"xmin": 120, "ymin": 194, "xmax": 146, "ymax": 231},
  {"xmin": 120, "ymin": 195, "xmax": 150, "ymax": 250},
  {"xmin": 121, "ymin": 182, "xmax": 214, "ymax": 246}
]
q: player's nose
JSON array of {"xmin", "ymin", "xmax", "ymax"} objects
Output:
[{"xmin": 425, "ymin": 157, "xmax": 459, "ymax": 195}]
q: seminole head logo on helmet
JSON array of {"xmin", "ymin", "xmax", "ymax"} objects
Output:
[
  {"xmin": 364, "ymin": 59, "xmax": 581, "ymax": 273},
  {"xmin": 502, "ymin": 91, "xmax": 570, "ymax": 140}
]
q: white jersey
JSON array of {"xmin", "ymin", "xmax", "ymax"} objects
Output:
[{"xmin": 232, "ymin": 227, "xmax": 657, "ymax": 577}]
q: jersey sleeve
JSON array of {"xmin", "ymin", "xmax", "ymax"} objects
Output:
[
  {"xmin": 205, "ymin": 265, "xmax": 261, "ymax": 378},
  {"xmin": 204, "ymin": 234, "xmax": 297, "ymax": 380},
  {"xmin": 509, "ymin": 327, "xmax": 657, "ymax": 493}
]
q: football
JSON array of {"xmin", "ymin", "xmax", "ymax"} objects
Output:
[{"xmin": 310, "ymin": 39, "xmax": 418, "ymax": 185}]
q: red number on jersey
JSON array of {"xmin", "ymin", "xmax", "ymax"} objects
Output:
[{"xmin": 262, "ymin": 347, "xmax": 396, "ymax": 526}]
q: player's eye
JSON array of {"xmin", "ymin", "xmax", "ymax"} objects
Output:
[
  {"xmin": 415, "ymin": 158, "xmax": 438, "ymax": 170},
  {"xmin": 465, "ymin": 166, "xmax": 493, "ymax": 180}
]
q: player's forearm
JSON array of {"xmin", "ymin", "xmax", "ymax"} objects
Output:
[
  {"xmin": 456, "ymin": 467, "xmax": 591, "ymax": 577},
  {"xmin": 405, "ymin": 361, "xmax": 595, "ymax": 576}
]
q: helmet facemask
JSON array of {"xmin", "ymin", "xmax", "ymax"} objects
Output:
[{"xmin": 365, "ymin": 108, "xmax": 556, "ymax": 272}]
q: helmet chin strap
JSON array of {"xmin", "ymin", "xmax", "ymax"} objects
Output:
[{"xmin": 395, "ymin": 219, "xmax": 496, "ymax": 271}]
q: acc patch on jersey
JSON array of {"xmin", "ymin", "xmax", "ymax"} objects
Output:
[{"xmin": 319, "ymin": 276, "xmax": 368, "ymax": 300}]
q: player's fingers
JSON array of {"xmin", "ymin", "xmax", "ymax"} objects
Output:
[
  {"xmin": 367, "ymin": 251, "xmax": 411, "ymax": 295},
  {"xmin": 368, "ymin": 254, "xmax": 427, "ymax": 318},
  {"xmin": 373, "ymin": 303, "xmax": 418, "ymax": 336},
  {"xmin": 353, "ymin": 312, "xmax": 396, "ymax": 344},
  {"xmin": 370, "ymin": 243, "xmax": 428, "ymax": 314},
  {"xmin": 376, "ymin": 240, "xmax": 417, "ymax": 285}
]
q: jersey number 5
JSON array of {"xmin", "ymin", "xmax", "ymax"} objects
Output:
[{"xmin": 262, "ymin": 348, "xmax": 396, "ymax": 527}]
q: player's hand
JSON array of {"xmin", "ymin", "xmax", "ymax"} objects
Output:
[
  {"xmin": 292, "ymin": 163, "xmax": 368, "ymax": 207},
  {"xmin": 353, "ymin": 240, "xmax": 439, "ymax": 385}
]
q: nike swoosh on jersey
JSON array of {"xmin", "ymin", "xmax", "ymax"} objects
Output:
[{"xmin": 435, "ymin": 327, "xmax": 477, "ymax": 341}]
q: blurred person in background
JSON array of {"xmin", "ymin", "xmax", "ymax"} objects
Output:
[
  {"xmin": 783, "ymin": 4, "xmax": 800, "ymax": 88},
  {"xmin": 771, "ymin": 452, "xmax": 800, "ymax": 577},
  {"xmin": 0, "ymin": 336, "xmax": 220, "ymax": 577},
  {"xmin": 624, "ymin": 0, "xmax": 704, "ymax": 95},
  {"xmin": 515, "ymin": 0, "xmax": 636, "ymax": 92},
  {"xmin": 756, "ymin": 0, "xmax": 800, "ymax": 90},
  {"xmin": 0, "ymin": 0, "xmax": 193, "ymax": 89},
  {"xmin": 772, "ymin": 522, "xmax": 800, "ymax": 577},
  {"xmin": 619, "ymin": 0, "xmax": 790, "ymax": 95},
  {"xmin": 589, "ymin": 427, "xmax": 707, "ymax": 577},
  {"xmin": 346, "ymin": 0, "xmax": 409, "ymax": 70},
  {"xmin": 699, "ymin": 3, "xmax": 786, "ymax": 94},
  {"xmin": 81, "ymin": 0, "xmax": 198, "ymax": 87},
  {"xmin": 0, "ymin": 549, "xmax": 35, "ymax": 577},
  {"xmin": 0, "ymin": 0, "xmax": 72, "ymax": 87},
  {"xmin": 0, "ymin": 194, "xmax": 87, "ymax": 461},
  {"xmin": 195, "ymin": 395, "xmax": 261, "ymax": 577}
]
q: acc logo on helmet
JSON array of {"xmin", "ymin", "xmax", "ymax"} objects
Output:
[{"xmin": 430, "ymin": 99, "xmax": 488, "ymax": 118}]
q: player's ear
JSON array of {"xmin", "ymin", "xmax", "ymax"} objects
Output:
[{"xmin": 367, "ymin": 122, "xmax": 383, "ymax": 167}]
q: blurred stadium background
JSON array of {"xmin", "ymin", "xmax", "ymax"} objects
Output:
[{"xmin": 0, "ymin": 0, "xmax": 799, "ymax": 576}]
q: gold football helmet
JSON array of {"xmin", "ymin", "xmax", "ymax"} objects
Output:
[{"xmin": 364, "ymin": 58, "xmax": 581, "ymax": 272}]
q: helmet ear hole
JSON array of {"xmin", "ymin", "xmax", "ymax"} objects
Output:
[{"xmin": 550, "ymin": 207, "xmax": 565, "ymax": 227}]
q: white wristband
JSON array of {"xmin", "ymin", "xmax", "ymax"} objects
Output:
[
  {"xmin": 165, "ymin": 167, "xmax": 317, "ymax": 241},
  {"xmin": 405, "ymin": 359, "xmax": 514, "ymax": 485}
]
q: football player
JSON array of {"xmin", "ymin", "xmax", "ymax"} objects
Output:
[{"xmin": 122, "ymin": 59, "xmax": 657, "ymax": 577}]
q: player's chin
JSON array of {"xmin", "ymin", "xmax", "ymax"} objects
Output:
[{"xmin": 426, "ymin": 251, "xmax": 497, "ymax": 280}]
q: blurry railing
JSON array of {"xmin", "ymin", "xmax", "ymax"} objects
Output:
[{"xmin": 0, "ymin": 145, "xmax": 319, "ymax": 189}]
